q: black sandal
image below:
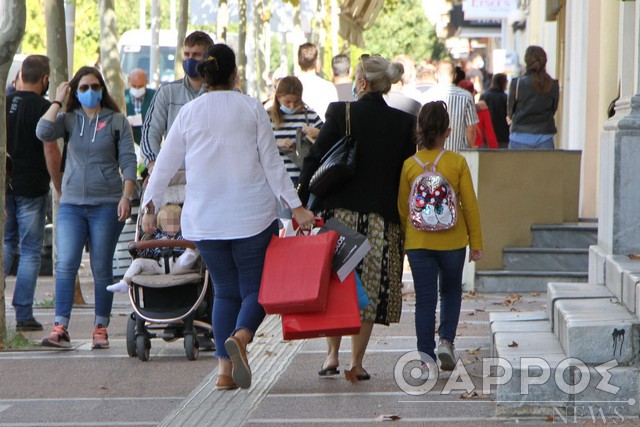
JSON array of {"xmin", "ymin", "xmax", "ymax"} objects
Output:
[{"xmin": 318, "ymin": 366, "xmax": 340, "ymax": 376}]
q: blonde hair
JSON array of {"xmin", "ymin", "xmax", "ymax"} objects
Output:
[
  {"xmin": 355, "ymin": 55, "xmax": 403, "ymax": 95},
  {"xmin": 156, "ymin": 204, "xmax": 182, "ymax": 230}
]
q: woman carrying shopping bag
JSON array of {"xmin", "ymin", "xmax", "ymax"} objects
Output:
[{"xmin": 297, "ymin": 54, "xmax": 416, "ymax": 381}]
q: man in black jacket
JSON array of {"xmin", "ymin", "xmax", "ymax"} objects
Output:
[{"xmin": 4, "ymin": 55, "xmax": 62, "ymax": 331}]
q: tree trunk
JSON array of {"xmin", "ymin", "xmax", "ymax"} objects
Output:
[
  {"xmin": 217, "ymin": 0, "xmax": 228, "ymax": 43},
  {"xmin": 0, "ymin": 0, "xmax": 27, "ymax": 344},
  {"xmin": 253, "ymin": 0, "xmax": 267, "ymax": 102},
  {"xmin": 45, "ymin": 0, "xmax": 76, "ymax": 303},
  {"xmin": 98, "ymin": 0, "xmax": 126, "ymax": 112},
  {"xmin": 174, "ymin": 0, "xmax": 188, "ymax": 79},
  {"xmin": 149, "ymin": 0, "xmax": 160, "ymax": 88},
  {"xmin": 238, "ymin": 0, "xmax": 247, "ymax": 93}
]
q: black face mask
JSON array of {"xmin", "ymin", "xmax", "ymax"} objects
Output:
[{"xmin": 41, "ymin": 78, "xmax": 49, "ymax": 97}]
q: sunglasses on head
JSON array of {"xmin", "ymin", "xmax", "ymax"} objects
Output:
[{"xmin": 78, "ymin": 83, "xmax": 102, "ymax": 93}]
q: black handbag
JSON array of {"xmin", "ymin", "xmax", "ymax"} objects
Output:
[{"xmin": 308, "ymin": 103, "xmax": 357, "ymax": 198}]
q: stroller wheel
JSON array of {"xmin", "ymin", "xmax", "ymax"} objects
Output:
[
  {"xmin": 184, "ymin": 333, "xmax": 199, "ymax": 361},
  {"xmin": 126, "ymin": 314, "xmax": 137, "ymax": 357},
  {"xmin": 136, "ymin": 335, "xmax": 151, "ymax": 361}
]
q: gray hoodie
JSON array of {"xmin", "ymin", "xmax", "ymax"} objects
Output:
[{"xmin": 36, "ymin": 108, "xmax": 137, "ymax": 205}]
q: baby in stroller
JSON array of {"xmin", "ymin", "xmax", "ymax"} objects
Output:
[{"xmin": 107, "ymin": 204, "xmax": 198, "ymax": 293}]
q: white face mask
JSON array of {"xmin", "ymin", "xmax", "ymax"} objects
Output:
[{"xmin": 129, "ymin": 87, "xmax": 146, "ymax": 99}]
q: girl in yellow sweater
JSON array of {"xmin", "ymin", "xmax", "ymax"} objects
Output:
[{"xmin": 397, "ymin": 101, "xmax": 484, "ymax": 371}]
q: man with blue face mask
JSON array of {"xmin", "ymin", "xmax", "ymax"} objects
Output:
[
  {"xmin": 140, "ymin": 31, "xmax": 213, "ymax": 174},
  {"xmin": 124, "ymin": 68, "xmax": 156, "ymax": 146}
]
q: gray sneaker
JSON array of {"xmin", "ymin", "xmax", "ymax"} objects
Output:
[{"xmin": 437, "ymin": 340, "xmax": 456, "ymax": 371}]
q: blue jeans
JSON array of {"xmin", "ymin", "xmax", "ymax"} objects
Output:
[
  {"xmin": 55, "ymin": 203, "xmax": 124, "ymax": 328},
  {"xmin": 4, "ymin": 193, "xmax": 49, "ymax": 321},
  {"xmin": 195, "ymin": 220, "xmax": 278, "ymax": 360},
  {"xmin": 508, "ymin": 137, "xmax": 554, "ymax": 150},
  {"xmin": 407, "ymin": 248, "xmax": 466, "ymax": 361}
]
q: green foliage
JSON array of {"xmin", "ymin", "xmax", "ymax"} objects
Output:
[
  {"xmin": 22, "ymin": 0, "xmax": 193, "ymax": 74},
  {"xmin": 363, "ymin": 0, "xmax": 446, "ymax": 62}
]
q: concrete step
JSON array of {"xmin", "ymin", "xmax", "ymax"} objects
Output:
[
  {"xmin": 555, "ymin": 298, "xmax": 639, "ymax": 365},
  {"xmin": 476, "ymin": 270, "xmax": 588, "ymax": 293},
  {"xmin": 531, "ymin": 223, "xmax": 597, "ymax": 249},
  {"xmin": 503, "ymin": 247, "xmax": 588, "ymax": 272},
  {"xmin": 490, "ymin": 311, "xmax": 640, "ymax": 417},
  {"xmin": 546, "ymin": 282, "xmax": 612, "ymax": 329}
]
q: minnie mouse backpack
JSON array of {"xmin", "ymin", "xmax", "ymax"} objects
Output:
[{"xmin": 409, "ymin": 150, "xmax": 458, "ymax": 231}]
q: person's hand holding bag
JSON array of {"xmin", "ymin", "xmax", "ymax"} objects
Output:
[{"xmin": 292, "ymin": 206, "xmax": 315, "ymax": 231}]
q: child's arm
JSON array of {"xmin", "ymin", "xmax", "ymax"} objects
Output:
[{"xmin": 397, "ymin": 160, "xmax": 411, "ymax": 233}]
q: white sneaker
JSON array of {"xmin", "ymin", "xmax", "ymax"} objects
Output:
[
  {"xmin": 107, "ymin": 280, "xmax": 129, "ymax": 293},
  {"xmin": 437, "ymin": 340, "xmax": 456, "ymax": 371}
]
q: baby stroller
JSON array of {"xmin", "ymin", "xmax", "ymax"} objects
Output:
[{"xmin": 125, "ymin": 171, "xmax": 213, "ymax": 361}]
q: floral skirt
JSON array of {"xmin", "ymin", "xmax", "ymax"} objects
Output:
[{"xmin": 320, "ymin": 209, "xmax": 403, "ymax": 325}]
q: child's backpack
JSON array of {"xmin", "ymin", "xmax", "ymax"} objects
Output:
[{"xmin": 409, "ymin": 151, "xmax": 458, "ymax": 231}]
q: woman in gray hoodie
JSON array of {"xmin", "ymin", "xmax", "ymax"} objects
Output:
[{"xmin": 36, "ymin": 66, "xmax": 137, "ymax": 350}]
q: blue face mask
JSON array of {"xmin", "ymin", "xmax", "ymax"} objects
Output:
[
  {"xmin": 76, "ymin": 89, "xmax": 103, "ymax": 108},
  {"xmin": 280, "ymin": 105, "xmax": 299, "ymax": 115},
  {"xmin": 182, "ymin": 58, "xmax": 200, "ymax": 79}
]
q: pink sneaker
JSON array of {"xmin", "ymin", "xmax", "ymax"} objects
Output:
[
  {"xmin": 42, "ymin": 323, "xmax": 71, "ymax": 348},
  {"xmin": 92, "ymin": 325, "xmax": 110, "ymax": 349}
]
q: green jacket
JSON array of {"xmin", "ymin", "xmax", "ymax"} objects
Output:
[{"xmin": 125, "ymin": 87, "xmax": 156, "ymax": 144}]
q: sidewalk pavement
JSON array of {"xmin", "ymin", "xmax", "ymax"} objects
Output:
[{"xmin": 2, "ymin": 262, "xmax": 619, "ymax": 426}]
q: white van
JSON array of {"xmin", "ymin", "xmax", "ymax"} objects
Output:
[{"xmin": 118, "ymin": 29, "xmax": 179, "ymax": 83}]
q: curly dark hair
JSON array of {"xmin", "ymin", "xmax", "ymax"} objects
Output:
[
  {"xmin": 65, "ymin": 66, "xmax": 120, "ymax": 113},
  {"xmin": 196, "ymin": 44, "xmax": 236, "ymax": 88},
  {"xmin": 417, "ymin": 101, "xmax": 449, "ymax": 149}
]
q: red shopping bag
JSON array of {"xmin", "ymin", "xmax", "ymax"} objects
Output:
[
  {"xmin": 259, "ymin": 231, "xmax": 339, "ymax": 314},
  {"xmin": 281, "ymin": 272, "xmax": 362, "ymax": 340}
]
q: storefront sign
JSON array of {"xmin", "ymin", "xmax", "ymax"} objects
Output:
[{"xmin": 462, "ymin": 0, "xmax": 516, "ymax": 20}]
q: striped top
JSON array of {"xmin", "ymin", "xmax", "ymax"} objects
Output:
[
  {"xmin": 423, "ymin": 84, "xmax": 479, "ymax": 152},
  {"xmin": 270, "ymin": 107, "xmax": 323, "ymax": 181}
]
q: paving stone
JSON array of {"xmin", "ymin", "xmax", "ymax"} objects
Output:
[{"xmin": 489, "ymin": 311, "xmax": 548, "ymax": 325}]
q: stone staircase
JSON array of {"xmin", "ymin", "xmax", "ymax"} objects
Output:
[
  {"xmin": 489, "ymin": 261, "xmax": 640, "ymax": 418},
  {"xmin": 476, "ymin": 223, "xmax": 596, "ymax": 292}
]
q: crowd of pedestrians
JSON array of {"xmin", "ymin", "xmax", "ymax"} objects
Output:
[{"xmin": 5, "ymin": 36, "xmax": 559, "ymax": 391}]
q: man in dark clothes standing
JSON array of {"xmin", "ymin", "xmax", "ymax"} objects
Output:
[{"xmin": 4, "ymin": 55, "xmax": 62, "ymax": 331}]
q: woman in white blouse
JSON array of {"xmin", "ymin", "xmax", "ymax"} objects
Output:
[{"xmin": 141, "ymin": 44, "xmax": 314, "ymax": 391}]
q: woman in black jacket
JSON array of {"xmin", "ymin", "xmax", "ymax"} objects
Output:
[
  {"xmin": 480, "ymin": 73, "xmax": 509, "ymax": 148},
  {"xmin": 507, "ymin": 45, "xmax": 559, "ymax": 149},
  {"xmin": 297, "ymin": 55, "xmax": 416, "ymax": 381}
]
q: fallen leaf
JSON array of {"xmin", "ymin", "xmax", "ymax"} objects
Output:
[
  {"xmin": 375, "ymin": 414, "xmax": 401, "ymax": 422},
  {"xmin": 467, "ymin": 311, "xmax": 475, "ymax": 316},
  {"xmin": 629, "ymin": 254, "xmax": 640, "ymax": 260},
  {"xmin": 255, "ymin": 333, "xmax": 266, "ymax": 338},
  {"xmin": 510, "ymin": 307, "xmax": 519, "ymax": 312},
  {"xmin": 531, "ymin": 292, "xmax": 541, "ymax": 297},
  {"xmin": 264, "ymin": 350, "xmax": 275, "ymax": 357},
  {"xmin": 468, "ymin": 347, "xmax": 481, "ymax": 355},
  {"xmin": 508, "ymin": 341, "xmax": 518, "ymax": 347},
  {"xmin": 475, "ymin": 308, "xmax": 485, "ymax": 312},
  {"xmin": 100, "ymin": 386, "xmax": 108, "ymax": 390},
  {"xmin": 460, "ymin": 391, "xmax": 489, "ymax": 399},
  {"xmin": 546, "ymin": 415, "xmax": 554, "ymax": 422}
]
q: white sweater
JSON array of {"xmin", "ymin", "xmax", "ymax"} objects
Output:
[{"xmin": 143, "ymin": 90, "xmax": 302, "ymax": 240}]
